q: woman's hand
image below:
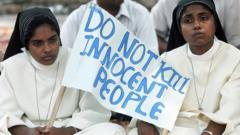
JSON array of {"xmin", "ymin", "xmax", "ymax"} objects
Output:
[
  {"xmin": 40, "ymin": 127, "xmax": 76, "ymax": 135},
  {"xmin": 137, "ymin": 120, "xmax": 159, "ymax": 135},
  {"xmin": 201, "ymin": 121, "xmax": 226, "ymax": 135},
  {"xmin": 9, "ymin": 125, "xmax": 42, "ymax": 135}
]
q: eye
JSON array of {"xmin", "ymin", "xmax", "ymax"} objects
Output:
[
  {"xmin": 200, "ymin": 14, "xmax": 209, "ymax": 21},
  {"xmin": 30, "ymin": 40, "xmax": 44, "ymax": 47},
  {"xmin": 48, "ymin": 36, "xmax": 59, "ymax": 44},
  {"xmin": 182, "ymin": 16, "xmax": 193, "ymax": 24},
  {"xmin": 47, "ymin": 35, "xmax": 59, "ymax": 45}
]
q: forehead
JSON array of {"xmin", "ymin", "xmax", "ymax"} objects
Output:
[
  {"xmin": 182, "ymin": 4, "xmax": 211, "ymax": 16},
  {"xmin": 30, "ymin": 24, "xmax": 57, "ymax": 40}
]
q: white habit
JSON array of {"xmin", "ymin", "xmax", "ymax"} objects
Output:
[{"xmin": 0, "ymin": 47, "xmax": 126, "ymax": 135}]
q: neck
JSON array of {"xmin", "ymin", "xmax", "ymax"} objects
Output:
[
  {"xmin": 97, "ymin": 2, "xmax": 121, "ymax": 16},
  {"xmin": 189, "ymin": 40, "xmax": 214, "ymax": 55}
]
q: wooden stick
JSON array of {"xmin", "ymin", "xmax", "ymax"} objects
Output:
[
  {"xmin": 162, "ymin": 129, "xmax": 169, "ymax": 135},
  {"xmin": 46, "ymin": 86, "xmax": 66, "ymax": 129}
]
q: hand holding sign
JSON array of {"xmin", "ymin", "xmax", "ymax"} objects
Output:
[{"xmin": 137, "ymin": 120, "xmax": 159, "ymax": 135}]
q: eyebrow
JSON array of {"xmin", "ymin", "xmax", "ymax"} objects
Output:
[
  {"xmin": 30, "ymin": 34, "xmax": 58, "ymax": 43},
  {"xmin": 48, "ymin": 34, "xmax": 58, "ymax": 40},
  {"xmin": 182, "ymin": 11, "xmax": 210, "ymax": 18}
]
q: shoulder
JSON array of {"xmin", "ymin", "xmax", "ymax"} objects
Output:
[
  {"xmin": 152, "ymin": 0, "xmax": 170, "ymax": 9},
  {"xmin": 151, "ymin": 0, "xmax": 177, "ymax": 11},
  {"xmin": 161, "ymin": 45, "xmax": 187, "ymax": 60},
  {"xmin": 73, "ymin": 3, "xmax": 88, "ymax": 13},
  {"xmin": 160, "ymin": 45, "xmax": 187, "ymax": 70},
  {"xmin": 65, "ymin": 3, "xmax": 88, "ymax": 22},
  {"xmin": 1, "ymin": 52, "xmax": 30, "ymax": 72},
  {"xmin": 125, "ymin": 0, "xmax": 150, "ymax": 16},
  {"xmin": 218, "ymin": 41, "xmax": 240, "ymax": 60},
  {"xmin": 213, "ymin": 41, "xmax": 240, "ymax": 77}
]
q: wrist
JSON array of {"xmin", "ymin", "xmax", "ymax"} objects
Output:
[
  {"xmin": 202, "ymin": 129, "xmax": 213, "ymax": 135},
  {"xmin": 73, "ymin": 127, "xmax": 80, "ymax": 133},
  {"xmin": 69, "ymin": 127, "xmax": 80, "ymax": 134}
]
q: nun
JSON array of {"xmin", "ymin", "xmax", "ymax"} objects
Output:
[
  {"xmin": 161, "ymin": 0, "xmax": 240, "ymax": 134},
  {"xmin": 0, "ymin": 7, "xmax": 125, "ymax": 135}
]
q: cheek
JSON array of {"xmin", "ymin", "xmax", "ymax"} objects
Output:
[
  {"xmin": 53, "ymin": 45, "xmax": 60, "ymax": 54},
  {"xmin": 211, "ymin": 22, "xmax": 216, "ymax": 34},
  {"xmin": 206, "ymin": 21, "xmax": 216, "ymax": 37},
  {"xmin": 181, "ymin": 25, "xmax": 191, "ymax": 40},
  {"xmin": 29, "ymin": 46, "xmax": 41, "ymax": 59}
]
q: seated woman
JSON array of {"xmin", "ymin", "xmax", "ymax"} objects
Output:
[
  {"xmin": 0, "ymin": 7, "xmax": 125, "ymax": 135},
  {"xmin": 160, "ymin": 0, "xmax": 240, "ymax": 134}
]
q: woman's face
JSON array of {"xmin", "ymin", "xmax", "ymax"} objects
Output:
[
  {"xmin": 28, "ymin": 23, "xmax": 60, "ymax": 65},
  {"xmin": 180, "ymin": 4, "xmax": 215, "ymax": 54}
]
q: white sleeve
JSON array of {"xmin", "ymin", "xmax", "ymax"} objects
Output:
[
  {"xmin": 228, "ymin": 125, "xmax": 240, "ymax": 135},
  {"xmin": 134, "ymin": 8, "xmax": 159, "ymax": 54},
  {"xmin": 67, "ymin": 92, "xmax": 111, "ymax": 130},
  {"xmin": 0, "ymin": 66, "xmax": 26, "ymax": 129},
  {"xmin": 203, "ymin": 62, "xmax": 240, "ymax": 134},
  {"xmin": 150, "ymin": 0, "xmax": 169, "ymax": 39},
  {"xmin": 221, "ymin": 0, "xmax": 240, "ymax": 46},
  {"xmin": 61, "ymin": 6, "xmax": 85, "ymax": 48}
]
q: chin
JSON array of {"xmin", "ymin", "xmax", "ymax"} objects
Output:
[
  {"xmin": 41, "ymin": 60, "xmax": 55, "ymax": 65},
  {"xmin": 190, "ymin": 40, "xmax": 208, "ymax": 47}
]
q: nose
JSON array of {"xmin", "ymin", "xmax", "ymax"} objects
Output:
[
  {"xmin": 43, "ymin": 43, "xmax": 52, "ymax": 53},
  {"xmin": 193, "ymin": 20, "xmax": 201, "ymax": 30}
]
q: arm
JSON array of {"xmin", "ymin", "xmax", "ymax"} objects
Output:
[
  {"xmin": 150, "ymin": 0, "xmax": 176, "ymax": 54},
  {"xmin": 202, "ymin": 60, "xmax": 240, "ymax": 134},
  {"xmin": 132, "ymin": 5, "xmax": 159, "ymax": 55},
  {"xmin": 156, "ymin": 31, "xmax": 167, "ymax": 54},
  {"xmin": 0, "ymin": 66, "xmax": 26, "ymax": 131},
  {"xmin": 150, "ymin": 0, "xmax": 169, "ymax": 39},
  {"xmin": 61, "ymin": 6, "xmax": 85, "ymax": 48}
]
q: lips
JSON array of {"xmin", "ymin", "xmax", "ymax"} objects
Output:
[
  {"xmin": 192, "ymin": 32, "xmax": 204, "ymax": 38},
  {"xmin": 42, "ymin": 55, "xmax": 55, "ymax": 61}
]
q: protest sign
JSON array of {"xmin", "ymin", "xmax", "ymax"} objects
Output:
[{"xmin": 62, "ymin": 4, "xmax": 190, "ymax": 130}]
